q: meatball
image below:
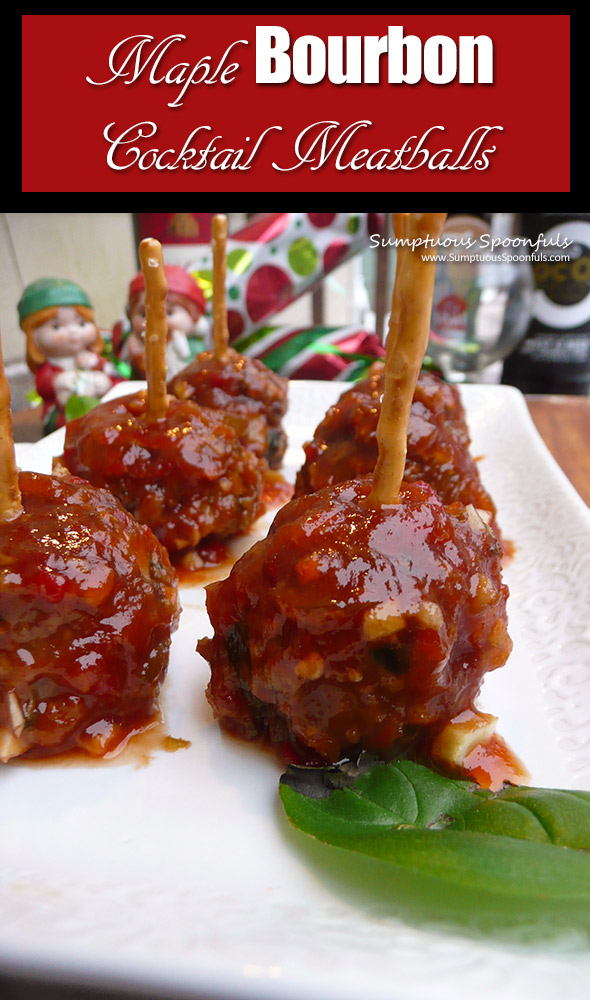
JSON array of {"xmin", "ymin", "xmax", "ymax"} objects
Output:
[
  {"xmin": 0, "ymin": 471, "xmax": 180, "ymax": 761},
  {"xmin": 168, "ymin": 348, "xmax": 288, "ymax": 469},
  {"xmin": 199, "ymin": 477, "xmax": 512, "ymax": 764},
  {"xmin": 294, "ymin": 364, "xmax": 500, "ymax": 538},
  {"xmin": 57, "ymin": 391, "xmax": 266, "ymax": 552}
]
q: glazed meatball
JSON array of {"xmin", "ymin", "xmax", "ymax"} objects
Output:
[
  {"xmin": 168, "ymin": 348, "xmax": 288, "ymax": 469},
  {"xmin": 0, "ymin": 471, "xmax": 180, "ymax": 761},
  {"xmin": 199, "ymin": 477, "xmax": 512, "ymax": 764},
  {"xmin": 57, "ymin": 391, "xmax": 266, "ymax": 552},
  {"xmin": 294, "ymin": 364, "xmax": 500, "ymax": 538}
]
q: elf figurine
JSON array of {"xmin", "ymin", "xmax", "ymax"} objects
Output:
[
  {"xmin": 18, "ymin": 278, "xmax": 120, "ymax": 435},
  {"xmin": 112, "ymin": 265, "xmax": 207, "ymax": 379}
]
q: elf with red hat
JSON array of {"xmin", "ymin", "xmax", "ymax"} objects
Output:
[{"xmin": 111, "ymin": 265, "xmax": 207, "ymax": 379}]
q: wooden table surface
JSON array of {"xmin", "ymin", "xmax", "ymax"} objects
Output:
[{"xmin": 525, "ymin": 395, "xmax": 590, "ymax": 507}]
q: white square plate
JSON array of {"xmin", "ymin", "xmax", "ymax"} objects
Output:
[{"xmin": 2, "ymin": 380, "xmax": 590, "ymax": 1000}]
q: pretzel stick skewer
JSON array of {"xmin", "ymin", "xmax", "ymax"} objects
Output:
[
  {"xmin": 0, "ymin": 333, "xmax": 23, "ymax": 523},
  {"xmin": 211, "ymin": 214, "xmax": 230, "ymax": 362},
  {"xmin": 139, "ymin": 238, "xmax": 169, "ymax": 421},
  {"xmin": 370, "ymin": 212, "xmax": 447, "ymax": 507}
]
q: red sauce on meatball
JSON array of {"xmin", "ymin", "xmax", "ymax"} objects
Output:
[
  {"xmin": 199, "ymin": 478, "xmax": 512, "ymax": 765},
  {"xmin": 0, "ymin": 472, "xmax": 180, "ymax": 760},
  {"xmin": 294, "ymin": 365, "xmax": 501, "ymax": 541},
  {"xmin": 168, "ymin": 348, "xmax": 288, "ymax": 469},
  {"xmin": 58, "ymin": 391, "xmax": 266, "ymax": 552}
]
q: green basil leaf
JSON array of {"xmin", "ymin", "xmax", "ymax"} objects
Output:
[
  {"xmin": 451, "ymin": 785, "xmax": 590, "ymax": 849},
  {"xmin": 279, "ymin": 758, "xmax": 590, "ymax": 903}
]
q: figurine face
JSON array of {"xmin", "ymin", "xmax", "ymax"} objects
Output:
[
  {"xmin": 166, "ymin": 293, "xmax": 198, "ymax": 337},
  {"xmin": 33, "ymin": 306, "xmax": 97, "ymax": 359},
  {"xmin": 128, "ymin": 291, "xmax": 198, "ymax": 340},
  {"xmin": 128, "ymin": 292, "xmax": 147, "ymax": 338}
]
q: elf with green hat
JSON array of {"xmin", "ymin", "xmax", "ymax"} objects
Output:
[{"xmin": 18, "ymin": 277, "xmax": 120, "ymax": 435}]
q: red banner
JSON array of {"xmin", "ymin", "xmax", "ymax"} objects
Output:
[{"xmin": 21, "ymin": 14, "xmax": 570, "ymax": 193}]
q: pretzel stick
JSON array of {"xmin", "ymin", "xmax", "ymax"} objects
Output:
[
  {"xmin": 0, "ymin": 333, "xmax": 23, "ymax": 522},
  {"xmin": 211, "ymin": 214, "xmax": 230, "ymax": 362},
  {"xmin": 139, "ymin": 238, "xmax": 169, "ymax": 421},
  {"xmin": 369, "ymin": 212, "xmax": 447, "ymax": 507}
]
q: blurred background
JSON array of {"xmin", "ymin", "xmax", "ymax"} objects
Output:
[
  {"xmin": 2, "ymin": 212, "xmax": 590, "ymax": 429},
  {"xmin": 0, "ymin": 213, "xmax": 373, "ymax": 407}
]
